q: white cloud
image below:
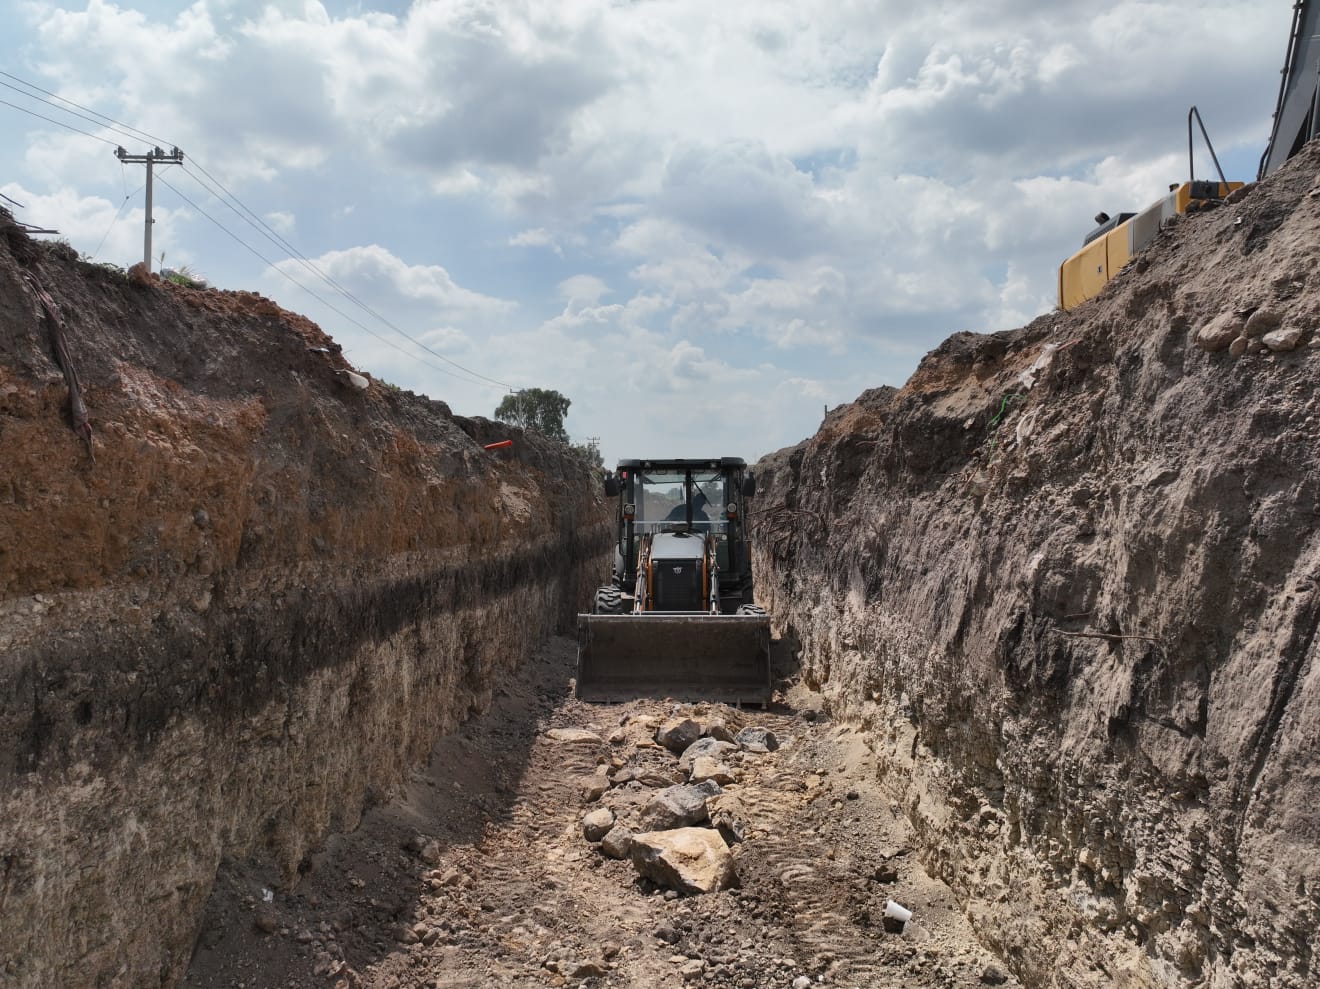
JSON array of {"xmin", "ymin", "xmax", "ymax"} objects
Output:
[
  {"xmin": 264, "ymin": 210, "xmax": 295, "ymax": 234},
  {"xmin": 2, "ymin": 0, "xmax": 1293, "ymax": 463},
  {"xmin": 557, "ymin": 274, "xmax": 609, "ymax": 304},
  {"xmin": 1, "ymin": 181, "xmax": 190, "ymax": 267},
  {"xmin": 509, "ymin": 227, "xmax": 559, "ymax": 252},
  {"xmin": 274, "ymin": 244, "xmax": 515, "ymax": 319}
]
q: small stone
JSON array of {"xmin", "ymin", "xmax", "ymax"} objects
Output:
[
  {"xmin": 600, "ymin": 826, "xmax": 634, "ymax": 859},
  {"xmin": 546, "ymin": 728, "xmax": 604, "ymax": 744},
  {"xmin": 570, "ymin": 960, "xmax": 609, "ymax": 978},
  {"xmin": 1195, "ymin": 311, "xmax": 1244, "ymax": 352},
  {"xmin": 581, "ymin": 771, "xmax": 610, "ymax": 802},
  {"xmin": 192, "ymin": 508, "xmax": 210, "ymax": 529},
  {"xmin": 793, "ymin": 977, "xmax": 813, "ymax": 989},
  {"xmin": 1247, "ymin": 338, "xmax": 1267, "ymax": 354},
  {"xmin": 680, "ymin": 959, "xmax": 706, "ymax": 980},
  {"xmin": 1263, "ymin": 327, "xmax": 1303, "ymax": 352},
  {"xmin": 1228, "ymin": 335, "xmax": 1248, "ymax": 357},
  {"xmin": 582, "ymin": 808, "xmax": 615, "ymax": 842},
  {"xmin": 418, "ymin": 840, "xmax": 443, "ymax": 866},
  {"xmin": 708, "ymin": 793, "xmax": 751, "ymax": 844},
  {"xmin": 435, "ymin": 867, "xmax": 464, "ymax": 887},
  {"xmin": 704, "ymin": 720, "xmax": 737, "ymax": 742},
  {"xmin": 980, "ymin": 964, "xmax": 1010, "ymax": 985},
  {"xmin": 1244, "ymin": 308, "xmax": 1282, "ymax": 337},
  {"xmin": 253, "ymin": 909, "xmax": 279, "ymax": 935}
]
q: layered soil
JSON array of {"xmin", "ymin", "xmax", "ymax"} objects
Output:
[
  {"xmin": 750, "ymin": 143, "xmax": 1320, "ymax": 987},
  {"xmin": 0, "ymin": 219, "xmax": 611, "ymax": 989}
]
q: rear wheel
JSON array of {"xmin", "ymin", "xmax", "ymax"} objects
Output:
[{"xmin": 593, "ymin": 586, "xmax": 624, "ymax": 614}]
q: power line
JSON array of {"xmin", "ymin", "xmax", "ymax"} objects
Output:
[
  {"xmin": 90, "ymin": 187, "xmax": 138, "ymax": 259},
  {"xmin": 179, "ymin": 161, "xmax": 515, "ymax": 390},
  {"xmin": 0, "ymin": 70, "xmax": 170, "ymax": 147},
  {"xmin": 0, "ymin": 78, "xmax": 151, "ymax": 149},
  {"xmin": 154, "ymin": 171, "xmax": 509, "ymax": 390},
  {"xmin": 0, "ymin": 68, "xmax": 520, "ymax": 394},
  {"xmin": 0, "ymin": 97, "xmax": 119, "ymax": 145}
]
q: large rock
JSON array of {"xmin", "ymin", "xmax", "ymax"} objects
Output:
[
  {"xmin": 1244, "ymin": 308, "xmax": 1282, "ymax": 337},
  {"xmin": 640, "ymin": 781, "xmax": 722, "ymax": 830},
  {"xmin": 677, "ymin": 737, "xmax": 737, "ymax": 772},
  {"xmin": 582, "ymin": 808, "xmax": 615, "ymax": 842},
  {"xmin": 629, "ymin": 828, "xmax": 736, "ymax": 894},
  {"xmin": 655, "ymin": 717, "xmax": 702, "ymax": 753},
  {"xmin": 600, "ymin": 826, "xmax": 635, "ymax": 859},
  {"xmin": 1262, "ymin": 327, "xmax": 1303, "ymax": 352},
  {"xmin": 689, "ymin": 756, "xmax": 737, "ymax": 785},
  {"xmin": 734, "ymin": 726, "xmax": 779, "ymax": 753},
  {"xmin": 1195, "ymin": 311, "xmax": 1244, "ymax": 352}
]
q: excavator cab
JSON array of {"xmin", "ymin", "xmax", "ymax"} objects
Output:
[{"xmin": 576, "ymin": 458, "xmax": 771, "ymax": 704}]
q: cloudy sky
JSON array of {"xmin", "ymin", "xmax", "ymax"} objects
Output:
[{"xmin": 1, "ymin": 1, "xmax": 1295, "ymax": 464}]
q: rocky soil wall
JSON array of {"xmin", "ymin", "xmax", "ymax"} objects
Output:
[
  {"xmin": 752, "ymin": 145, "xmax": 1320, "ymax": 988},
  {"xmin": 0, "ymin": 217, "xmax": 611, "ymax": 988}
]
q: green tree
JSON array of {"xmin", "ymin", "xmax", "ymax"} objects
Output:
[{"xmin": 494, "ymin": 388, "xmax": 571, "ymax": 442}]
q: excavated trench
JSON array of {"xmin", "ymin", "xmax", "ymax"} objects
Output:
[{"xmin": 3, "ymin": 143, "xmax": 1320, "ymax": 989}]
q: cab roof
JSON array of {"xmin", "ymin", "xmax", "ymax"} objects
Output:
[{"xmin": 614, "ymin": 457, "xmax": 747, "ymax": 470}]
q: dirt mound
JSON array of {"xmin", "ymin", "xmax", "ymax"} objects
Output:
[{"xmin": 752, "ymin": 142, "xmax": 1320, "ymax": 987}]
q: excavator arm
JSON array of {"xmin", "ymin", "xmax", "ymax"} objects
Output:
[{"xmin": 1260, "ymin": 0, "xmax": 1320, "ymax": 178}]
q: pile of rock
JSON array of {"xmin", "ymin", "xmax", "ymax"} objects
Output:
[
  {"xmin": 1195, "ymin": 306, "xmax": 1317, "ymax": 356},
  {"xmin": 577, "ymin": 713, "xmax": 780, "ymax": 895}
]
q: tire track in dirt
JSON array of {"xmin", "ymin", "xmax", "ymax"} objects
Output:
[{"xmin": 185, "ymin": 637, "xmax": 1017, "ymax": 989}]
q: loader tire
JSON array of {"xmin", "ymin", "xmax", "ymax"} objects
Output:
[
  {"xmin": 593, "ymin": 586, "xmax": 624, "ymax": 615},
  {"xmin": 736, "ymin": 604, "xmax": 766, "ymax": 617}
]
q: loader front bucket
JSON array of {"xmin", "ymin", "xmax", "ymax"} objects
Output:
[{"xmin": 575, "ymin": 612, "xmax": 772, "ymax": 705}]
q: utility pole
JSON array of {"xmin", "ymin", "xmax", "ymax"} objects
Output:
[{"xmin": 114, "ymin": 145, "xmax": 184, "ymax": 271}]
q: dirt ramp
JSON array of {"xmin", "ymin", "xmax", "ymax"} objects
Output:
[{"xmin": 752, "ymin": 144, "xmax": 1320, "ymax": 987}]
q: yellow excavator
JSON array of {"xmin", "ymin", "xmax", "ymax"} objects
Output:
[
  {"xmin": 1057, "ymin": 109, "xmax": 1242, "ymax": 311},
  {"xmin": 1059, "ymin": 0, "xmax": 1319, "ymax": 310}
]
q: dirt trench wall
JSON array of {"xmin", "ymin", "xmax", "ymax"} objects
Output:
[
  {"xmin": 752, "ymin": 147, "xmax": 1320, "ymax": 988},
  {"xmin": 0, "ymin": 218, "xmax": 611, "ymax": 988}
]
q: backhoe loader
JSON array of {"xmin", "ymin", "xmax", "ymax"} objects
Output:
[{"xmin": 575, "ymin": 458, "xmax": 771, "ymax": 705}]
